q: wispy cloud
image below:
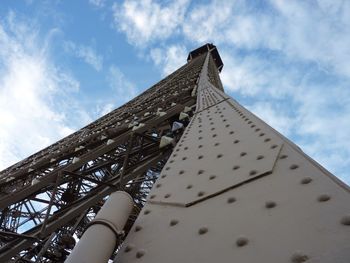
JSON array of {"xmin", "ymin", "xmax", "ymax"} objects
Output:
[
  {"xmin": 107, "ymin": 65, "xmax": 138, "ymax": 103},
  {"xmin": 63, "ymin": 40, "xmax": 103, "ymax": 71},
  {"xmin": 150, "ymin": 44, "xmax": 187, "ymax": 76},
  {"xmin": 112, "ymin": 0, "xmax": 190, "ymax": 47},
  {"xmin": 89, "ymin": 0, "xmax": 106, "ymax": 8},
  {"xmin": 0, "ymin": 11, "xmax": 91, "ymax": 170}
]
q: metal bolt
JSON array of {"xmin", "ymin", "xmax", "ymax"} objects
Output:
[
  {"xmin": 291, "ymin": 252, "xmax": 309, "ymax": 263},
  {"xmin": 233, "ymin": 165, "xmax": 240, "ymax": 170},
  {"xmin": 236, "ymin": 237, "xmax": 248, "ymax": 247},
  {"xmin": 227, "ymin": 197, "xmax": 236, "ymax": 203},
  {"xmin": 170, "ymin": 219, "xmax": 179, "ymax": 226},
  {"xmin": 265, "ymin": 201, "xmax": 276, "ymax": 208},
  {"xmin": 136, "ymin": 250, "xmax": 145, "ymax": 258},
  {"xmin": 280, "ymin": 154, "xmax": 288, "ymax": 159},
  {"xmin": 300, "ymin": 177, "xmax": 312, "ymax": 184},
  {"xmin": 135, "ymin": 225, "xmax": 142, "ymax": 232},
  {"xmin": 124, "ymin": 245, "xmax": 133, "ymax": 253},
  {"xmin": 197, "ymin": 191, "xmax": 205, "ymax": 197},
  {"xmin": 340, "ymin": 215, "xmax": 350, "ymax": 225},
  {"xmin": 164, "ymin": 193, "xmax": 171, "ymax": 198},
  {"xmin": 249, "ymin": 170, "xmax": 257, "ymax": 176},
  {"xmin": 186, "ymin": 184, "xmax": 193, "ymax": 189},
  {"xmin": 240, "ymin": 152, "xmax": 247, "ymax": 157},
  {"xmin": 198, "ymin": 227, "xmax": 208, "ymax": 235},
  {"xmin": 257, "ymin": 155, "xmax": 264, "ymax": 160},
  {"xmin": 318, "ymin": 194, "xmax": 330, "ymax": 202},
  {"xmin": 209, "ymin": 175, "xmax": 216, "ymax": 180},
  {"xmin": 290, "ymin": 164, "xmax": 299, "ymax": 170}
]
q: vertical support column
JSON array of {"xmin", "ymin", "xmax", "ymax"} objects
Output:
[{"xmin": 66, "ymin": 191, "xmax": 134, "ymax": 263}]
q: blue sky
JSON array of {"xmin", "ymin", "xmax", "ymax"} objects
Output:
[{"xmin": 0, "ymin": 0, "xmax": 349, "ymax": 185}]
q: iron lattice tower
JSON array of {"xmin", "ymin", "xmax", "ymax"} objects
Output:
[{"xmin": 0, "ymin": 44, "xmax": 349, "ymax": 262}]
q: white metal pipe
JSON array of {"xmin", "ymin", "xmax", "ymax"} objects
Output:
[{"xmin": 65, "ymin": 191, "xmax": 134, "ymax": 263}]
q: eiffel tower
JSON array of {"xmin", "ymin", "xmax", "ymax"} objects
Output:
[{"xmin": 0, "ymin": 44, "xmax": 349, "ymax": 263}]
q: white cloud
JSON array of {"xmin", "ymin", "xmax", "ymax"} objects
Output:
[
  {"xmin": 112, "ymin": 0, "xmax": 189, "ymax": 46},
  {"xmin": 63, "ymin": 41, "xmax": 103, "ymax": 71},
  {"xmin": 150, "ymin": 45, "xmax": 187, "ymax": 76},
  {"xmin": 107, "ymin": 65, "xmax": 138, "ymax": 103},
  {"xmin": 89, "ymin": 0, "xmax": 105, "ymax": 8},
  {"xmin": 0, "ymin": 11, "xmax": 91, "ymax": 170},
  {"xmin": 247, "ymin": 101, "xmax": 295, "ymax": 137}
]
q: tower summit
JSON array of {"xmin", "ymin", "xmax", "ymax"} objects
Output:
[{"xmin": 0, "ymin": 44, "xmax": 349, "ymax": 262}]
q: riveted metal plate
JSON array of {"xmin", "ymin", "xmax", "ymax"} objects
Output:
[
  {"xmin": 115, "ymin": 142, "xmax": 350, "ymax": 263},
  {"xmin": 148, "ymin": 98, "xmax": 283, "ymax": 206},
  {"xmin": 196, "ymin": 82, "xmax": 229, "ymax": 112}
]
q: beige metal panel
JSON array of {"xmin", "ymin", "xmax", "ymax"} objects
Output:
[
  {"xmin": 115, "ymin": 142, "xmax": 350, "ymax": 263},
  {"xmin": 148, "ymin": 98, "xmax": 282, "ymax": 206}
]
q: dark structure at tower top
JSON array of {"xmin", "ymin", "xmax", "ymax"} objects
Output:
[{"xmin": 187, "ymin": 43, "xmax": 223, "ymax": 72}]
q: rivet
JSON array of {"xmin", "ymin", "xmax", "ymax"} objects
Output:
[
  {"xmin": 198, "ymin": 170, "xmax": 204, "ymax": 175},
  {"xmin": 251, "ymin": 124, "xmax": 255, "ymax": 128},
  {"xmin": 170, "ymin": 219, "xmax": 179, "ymax": 226},
  {"xmin": 198, "ymin": 155, "xmax": 203, "ymax": 159},
  {"xmin": 318, "ymin": 194, "xmax": 330, "ymax": 202},
  {"xmin": 197, "ymin": 191, "xmax": 205, "ymax": 197},
  {"xmin": 124, "ymin": 244, "xmax": 133, "ymax": 253},
  {"xmin": 135, "ymin": 225, "xmax": 142, "ymax": 232},
  {"xmin": 150, "ymin": 195, "xmax": 156, "ymax": 199},
  {"xmin": 211, "ymin": 127, "xmax": 215, "ymax": 131},
  {"xmin": 161, "ymin": 174, "xmax": 166, "ymax": 178},
  {"xmin": 227, "ymin": 197, "xmax": 236, "ymax": 203},
  {"xmin": 223, "ymin": 119, "xmax": 227, "ymax": 122},
  {"xmin": 257, "ymin": 155, "xmax": 264, "ymax": 160},
  {"xmin": 198, "ymin": 227, "xmax": 208, "ymax": 235},
  {"xmin": 290, "ymin": 164, "xmax": 299, "ymax": 170},
  {"xmin": 264, "ymin": 138, "xmax": 271, "ymax": 142},
  {"xmin": 214, "ymin": 142, "xmax": 220, "ymax": 146},
  {"xmin": 165, "ymin": 167, "xmax": 170, "ymax": 170},
  {"xmin": 271, "ymin": 144, "xmax": 278, "ymax": 149},
  {"xmin": 179, "ymin": 170, "xmax": 185, "ymax": 175},
  {"xmin": 182, "ymin": 157, "xmax": 187, "ymax": 160},
  {"xmin": 184, "ymin": 146, "xmax": 188, "ymax": 150},
  {"xmin": 291, "ymin": 252, "xmax": 309, "ymax": 263},
  {"xmin": 249, "ymin": 170, "xmax": 257, "ymax": 176},
  {"xmin": 217, "ymin": 154, "xmax": 223, "ymax": 158},
  {"xmin": 240, "ymin": 152, "xmax": 247, "ymax": 157},
  {"xmin": 255, "ymin": 128, "xmax": 260, "ymax": 132},
  {"xmin": 198, "ymin": 145, "xmax": 203, "ymax": 148},
  {"xmin": 156, "ymin": 183, "xmax": 161, "ymax": 188},
  {"xmin": 259, "ymin": 133, "xmax": 265, "ymax": 137},
  {"xmin": 198, "ymin": 137, "xmax": 203, "ymax": 140},
  {"xmin": 340, "ymin": 215, "xmax": 350, "ymax": 225},
  {"xmin": 280, "ymin": 154, "xmax": 288, "ymax": 159},
  {"xmin": 236, "ymin": 237, "xmax": 248, "ymax": 247},
  {"xmin": 144, "ymin": 210, "xmax": 151, "ymax": 215},
  {"xmin": 265, "ymin": 201, "xmax": 276, "ymax": 208},
  {"xmin": 234, "ymin": 140, "xmax": 240, "ymax": 144},
  {"xmin": 301, "ymin": 177, "xmax": 312, "ymax": 184},
  {"xmin": 233, "ymin": 165, "xmax": 240, "ymax": 170},
  {"xmin": 186, "ymin": 184, "xmax": 193, "ymax": 189},
  {"xmin": 136, "ymin": 250, "xmax": 145, "ymax": 258},
  {"xmin": 229, "ymin": 131, "xmax": 234, "ymax": 134},
  {"xmin": 209, "ymin": 175, "xmax": 216, "ymax": 180},
  {"xmin": 225, "ymin": 124, "xmax": 230, "ymax": 127},
  {"xmin": 164, "ymin": 193, "xmax": 171, "ymax": 198}
]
